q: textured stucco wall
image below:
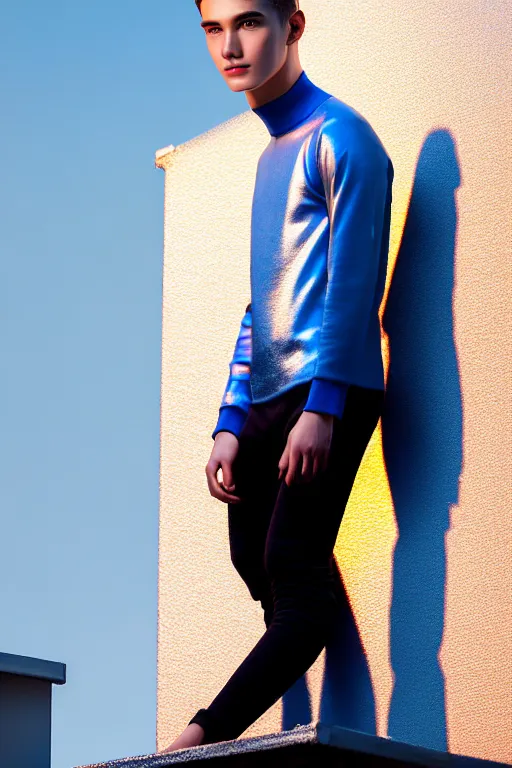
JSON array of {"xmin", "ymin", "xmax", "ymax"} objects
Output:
[{"xmin": 155, "ymin": 0, "xmax": 511, "ymax": 762}]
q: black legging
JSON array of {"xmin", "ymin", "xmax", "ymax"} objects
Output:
[{"xmin": 188, "ymin": 379, "xmax": 384, "ymax": 744}]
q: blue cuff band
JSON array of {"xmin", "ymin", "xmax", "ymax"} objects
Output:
[
  {"xmin": 212, "ymin": 405, "xmax": 249, "ymax": 441},
  {"xmin": 303, "ymin": 377, "xmax": 348, "ymax": 420}
]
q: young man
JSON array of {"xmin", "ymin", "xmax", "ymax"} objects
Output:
[{"xmin": 161, "ymin": 0, "xmax": 393, "ymax": 753}]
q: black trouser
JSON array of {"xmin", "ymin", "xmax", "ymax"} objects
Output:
[{"xmin": 188, "ymin": 379, "xmax": 384, "ymax": 744}]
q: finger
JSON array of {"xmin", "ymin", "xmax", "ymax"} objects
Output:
[
  {"xmin": 307, "ymin": 452, "xmax": 317, "ymax": 482},
  {"xmin": 216, "ymin": 481, "xmax": 243, "ymax": 503},
  {"xmin": 278, "ymin": 443, "xmax": 290, "ymax": 481},
  {"xmin": 286, "ymin": 448, "xmax": 300, "ymax": 486},
  {"xmin": 220, "ymin": 489, "xmax": 243, "ymax": 503},
  {"xmin": 279, "ymin": 452, "xmax": 289, "ymax": 481},
  {"xmin": 220, "ymin": 461, "xmax": 235, "ymax": 491},
  {"xmin": 301, "ymin": 452, "xmax": 311, "ymax": 483},
  {"xmin": 206, "ymin": 463, "xmax": 242, "ymax": 503},
  {"xmin": 312, "ymin": 455, "xmax": 320, "ymax": 479}
]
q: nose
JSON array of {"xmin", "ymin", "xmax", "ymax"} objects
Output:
[{"xmin": 222, "ymin": 31, "xmax": 242, "ymax": 61}]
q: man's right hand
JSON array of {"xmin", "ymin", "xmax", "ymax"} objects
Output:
[{"xmin": 205, "ymin": 431, "xmax": 243, "ymax": 504}]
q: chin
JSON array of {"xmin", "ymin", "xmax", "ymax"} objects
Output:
[
  {"xmin": 226, "ymin": 78, "xmax": 256, "ymax": 93},
  {"xmin": 226, "ymin": 81, "xmax": 248, "ymax": 92}
]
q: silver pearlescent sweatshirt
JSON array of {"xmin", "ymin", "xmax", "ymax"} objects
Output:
[{"xmin": 212, "ymin": 70, "xmax": 394, "ymax": 441}]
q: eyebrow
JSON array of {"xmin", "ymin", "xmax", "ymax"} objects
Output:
[{"xmin": 200, "ymin": 10, "xmax": 266, "ymax": 29}]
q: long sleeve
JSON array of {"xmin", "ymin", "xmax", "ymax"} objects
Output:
[
  {"xmin": 307, "ymin": 120, "xmax": 392, "ymax": 405},
  {"xmin": 212, "ymin": 303, "xmax": 253, "ymax": 441}
]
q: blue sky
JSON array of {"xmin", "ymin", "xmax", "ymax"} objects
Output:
[{"xmin": 0, "ymin": 2, "xmax": 249, "ymax": 765}]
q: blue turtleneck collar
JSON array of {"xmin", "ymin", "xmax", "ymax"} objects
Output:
[{"xmin": 251, "ymin": 70, "xmax": 332, "ymax": 138}]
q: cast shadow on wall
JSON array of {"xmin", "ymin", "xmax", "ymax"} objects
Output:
[{"xmin": 281, "ymin": 129, "xmax": 463, "ymax": 753}]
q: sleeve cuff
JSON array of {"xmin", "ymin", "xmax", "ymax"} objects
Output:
[
  {"xmin": 212, "ymin": 405, "xmax": 249, "ymax": 441},
  {"xmin": 303, "ymin": 377, "xmax": 348, "ymax": 421}
]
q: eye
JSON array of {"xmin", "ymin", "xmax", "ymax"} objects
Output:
[{"xmin": 205, "ymin": 19, "xmax": 260, "ymax": 35}]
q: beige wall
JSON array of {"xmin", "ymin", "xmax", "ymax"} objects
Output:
[{"xmin": 155, "ymin": 0, "xmax": 511, "ymax": 762}]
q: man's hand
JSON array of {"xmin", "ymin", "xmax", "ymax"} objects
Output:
[
  {"xmin": 205, "ymin": 431, "xmax": 243, "ymax": 504},
  {"xmin": 278, "ymin": 411, "xmax": 334, "ymax": 486}
]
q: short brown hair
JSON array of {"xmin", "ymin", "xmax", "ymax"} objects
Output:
[{"xmin": 194, "ymin": 0, "xmax": 299, "ymax": 28}]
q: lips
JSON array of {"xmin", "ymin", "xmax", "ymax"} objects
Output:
[{"xmin": 226, "ymin": 65, "xmax": 249, "ymax": 71}]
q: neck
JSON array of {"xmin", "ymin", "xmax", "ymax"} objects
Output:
[{"xmin": 250, "ymin": 70, "xmax": 332, "ymax": 138}]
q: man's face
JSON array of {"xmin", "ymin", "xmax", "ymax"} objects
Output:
[{"xmin": 199, "ymin": 0, "xmax": 290, "ymax": 92}]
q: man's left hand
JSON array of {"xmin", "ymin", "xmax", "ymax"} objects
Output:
[{"xmin": 278, "ymin": 411, "xmax": 334, "ymax": 486}]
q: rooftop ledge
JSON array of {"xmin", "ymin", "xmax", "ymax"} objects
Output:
[
  {"xmin": 0, "ymin": 650, "xmax": 66, "ymax": 684},
  {"xmin": 154, "ymin": 144, "xmax": 176, "ymax": 169},
  {"xmin": 75, "ymin": 720, "xmax": 509, "ymax": 768}
]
